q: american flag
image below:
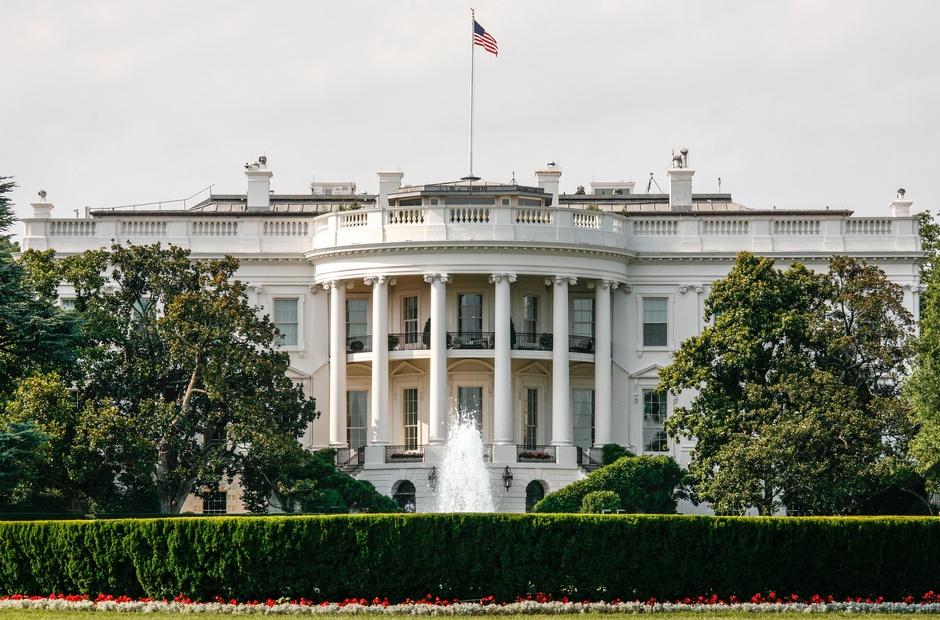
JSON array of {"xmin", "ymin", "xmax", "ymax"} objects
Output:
[{"xmin": 473, "ymin": 20, "xmax": 498, "ymax": 56}]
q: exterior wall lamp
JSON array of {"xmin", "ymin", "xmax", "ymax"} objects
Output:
[
  {"xmin": 427, "ymin": 466, "xmax": 437, "ymax": 491},
  {"xmin": 502, "ymin": 466, "xmax": 513, "ymax": 490}
]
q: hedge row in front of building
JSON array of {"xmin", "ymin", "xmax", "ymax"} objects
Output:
[{"xmin": 0, "ymin": 514, "xmax": 937, "ymax": 602}]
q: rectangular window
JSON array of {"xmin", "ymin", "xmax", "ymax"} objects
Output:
[
  {"xmin": 573, "ymin": 389, "xmax": 596, "ymax": 448},
  {"xmin": 524, "ymin": 388, "xmax": 538, "ymax": 448},
  {"xmin": 572, "ymin": 298, "xmax": 594, "ymax": 337},
  {"xmin": 643, "ymin": 297, "xmax": 668, "ymax": 347},
  {"xmin": 522, "ymin": 295, "xmax": 539, "ymax": 336},
  {"xmin": 202, "ymin": 491, "xmax": 227, "ymax": 515},
  {"xmin": 458, "ymin": 293, "xmax": 483, "ymax": 336},
  {"xmin": 402, "ymin": 296, "xmax": 419, "ymax": 344},
  {"xmin": 346, "ymin": 298, "xmax": 369, "ymax": 351},
  {"xmin": 458, "ymin": 386, "xmax": 483, "ymax": 431},
  {"xmin": 403, "ymin": 388, "xmax": 419, "ymax": 450},
  {"xmin": 642, "ymin": 389, "xmax": 669, "ymax": 452},
  {"xmin": 347, "ymin": 390, "xmax": 368, "ymax": 450},
  {"xmin": 274, "ymin": 298, "xmax": 299, "ymax": 346},
  {"xmin": 60, "ymin": 298, "xmax": 77, "ymax": 312}
]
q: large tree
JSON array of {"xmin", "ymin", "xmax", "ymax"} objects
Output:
[
  {"xmin": 48, "ymin": 243, "xmax": 319, "ymax": 513},
  {"xmin": 660, "ymin": 252, "xmax": 917, "ymax": 515},
  {"xmin": 0, "ymin": 178, "xmax": 78, "ymax": 401}
]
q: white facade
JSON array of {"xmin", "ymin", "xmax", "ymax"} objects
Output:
[{"xmin": 21, "ymin": 154, "xmax": 923, "ymax": 514}]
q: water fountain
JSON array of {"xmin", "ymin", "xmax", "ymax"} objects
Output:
[{"xmin": 433, "ymin": 409, "xmax": 495, "ymax": 512}]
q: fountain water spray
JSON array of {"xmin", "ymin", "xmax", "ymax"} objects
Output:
[{"xmin": 433, "ymin": 408, "xmax": 495, "ymax": 512}]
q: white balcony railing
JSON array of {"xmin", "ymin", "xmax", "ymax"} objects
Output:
[{"xmin": 20, "ymin": 207, "xmax": 920, "ymax": 256}]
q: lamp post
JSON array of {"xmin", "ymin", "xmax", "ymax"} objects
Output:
[
  {"xmin": 502, "ymin": 466, "xmax": 513, "ymax": 490},
  {"xmin": 428, "ymin": 466, "xmax": 438, "ymax": 491}
]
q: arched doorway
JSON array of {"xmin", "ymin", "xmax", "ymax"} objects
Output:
[
  {"xmin": 525, "ymin": 480, "xmax": 547, "ymax": 512},
  {"xmin": 393, "ymin": 480, "xmax": 417, "ymax": 512}
]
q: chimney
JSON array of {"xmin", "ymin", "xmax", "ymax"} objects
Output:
[
  {"xmin": 890, "ymin": 187, "xmax": 913, "ymax": 217},
  {"xmin": 667, "ymin": 147, "xmax": 695, "ymax": 212},
  {"xmin": 535, "ymin": 162, "xmax": 562, "ymax": 207},
  {"xmin": 377, "ymin": 171, "xmax": 404, "ymax": 209},
  {"xmin": 31, "ymin": 190, "xmax": 54, "ymax": 218},
  {"xmin": 244, "ymin": 156, "xmax": 273, "ymax": 211}
]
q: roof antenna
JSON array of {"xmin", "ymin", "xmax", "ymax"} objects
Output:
[
  {"xmin": 718, "ymin": 177, "xmax": 722, "ymax": 193},
  {"xmin": 511, "ymin": 170, "xmax": 517, "ymax": 184},
  {"xmin": 646, "ymin": 172, "xmax": 664, "ymax": 194}
]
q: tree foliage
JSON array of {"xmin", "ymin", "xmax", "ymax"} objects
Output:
[{"xmin": 660, "ymin": 252, "xmax": 917, "ymax": 515}]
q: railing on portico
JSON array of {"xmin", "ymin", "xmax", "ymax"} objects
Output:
[
  {"xmin": 568, "ymin": 334, "xmax": 595, "ymax": 354},
  {"xmin": 334, "ymin": 447, "xmax": 365, "ymax": 472},
  {"xmin": 577, "ymin": 446, "xmax": 603, "ymax": 471},
  {"xmin": 385, "ymin": 445, "xmax": 425, "ymax": 463},
  {"xmin": 513, "ymin": 332, "xmax": 553, "ymax": 351},
  {"xmin": 388, "ymin": 332, "xmax": 428, "ymax": 351},
  {"xmin": 447, "ymin": 331, "xmax": 495, "ymax": 350},
  {"xmin": 346, "ymin": 335, "xmax": 371, "ymax": 353},
  {"xmin": 517, "ymin": 444, "xmax": 557, "ymax": 463}
]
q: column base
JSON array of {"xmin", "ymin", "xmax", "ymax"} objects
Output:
[
  {"xmin": 491, "ymin": 443, "xmax": 517, "ymax": 464},
  {"xmin": 555, "ymin": 445, "xmax": 578, "ymax": 466},
  {"xmin": 364, "ymin": 445, "xmax": 385, "ymax": 466}
]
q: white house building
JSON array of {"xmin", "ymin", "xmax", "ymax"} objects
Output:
[{"xmin": 20, "ymin": 150, "xmax": 923, "ymax": 514}]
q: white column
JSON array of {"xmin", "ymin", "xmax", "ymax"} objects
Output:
[
  {"xmin": 551, "ymin": 276, "xmax": 575, "ymax": 446},
  {"xmin": 425, "ymin": 273, "xmax": 449, "ymax": 444},
  {"xmin": 367, "ymin": 276, "xmax": 389, "ymax": 445},
  {"xmin": 594, "ymin": 280, "xmax": 615, "ymax": 447},
  {"xmin": 491, "ymin": 273, "xmax": 516, "ymax": 445},
  {"xmin": 326, "ymin": 280, "xmax": 347, "ymax": 447}
]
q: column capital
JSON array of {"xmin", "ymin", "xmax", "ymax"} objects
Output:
[
  {"xmin": 247, "ymin": 283, "xmax": 264, "ymax": 294},
  {"xmin": 599, "ymin": 279, "xmax": 619, "ymax": 290},
  {"xmin": 308, "ymin": 284, "xmax": 321, "ymax": 294},
  {"xmin": 322, "ymin": 279, "xmax": 340, "ymax": 290},
  {"xmin": 423, "ymin": 273, "xmax": 450, "ymax": 284},
  {"xmin": 363, "ymin": 275, "xmax": 388, "ymax": 286},
  {"xmin": 547, "ymin": 275, "xmax": 577, "ymax": 286},
  {"xmin": 488, "ymin": 273, "xmax": 517, "ymax": 284}
]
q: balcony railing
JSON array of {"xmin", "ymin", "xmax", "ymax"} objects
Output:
[
  {"xmin": 517, "ymin": 444, "xmax": 557, "ymax": 463},
  {"xmin": 388, "ymin": 332, "xmax": 428, "ymax": 351},
  {"xmin": 334, "ymin": 447, "xmax": 364, "ymax": 472},
  {"xmin": 513, "ymin": 332, "xmax": 553, "ymax": 351},
  {"xmin": 447, "ymin": 331, "xmax": 495, "ymax": 350},
  {"xmin": 577, "ymin": 446, "xmax": 603, "ymax": 471},
  {"xmin": 385, "ymin": 444, "xmax": 425, "ymax": 463},
  {"xmin": 568, "ymin": 334, "xmax": 595, "ymax": 354},
  {"xmin": 346, "ymin": 335, "xmax": 371, "ymax": 353}
]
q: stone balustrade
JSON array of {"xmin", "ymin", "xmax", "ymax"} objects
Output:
[{"xmin": 20, "ymin": 207, "xmax": 920, "ymax": 256}]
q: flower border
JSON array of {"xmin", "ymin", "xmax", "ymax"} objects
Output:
[{"xmin": 3, "ymin": 593, "xmax": 940, "ymax": 615}]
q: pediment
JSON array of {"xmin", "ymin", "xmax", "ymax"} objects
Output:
[
  {"xmin": 391, "ymin": 361, "xmax": 425, "ymax": 377},
  {"xmin": 630, "ymin": 363, "xmax": 665, "ymax": 379}
]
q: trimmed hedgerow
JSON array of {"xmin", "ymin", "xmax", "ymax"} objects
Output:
[
  {"xmin": 533, "ymin": 455, "xmax": 684, "ymax": 514},
  {"xmin": 0, "ymin": 514, "xmax": 938, "ymax": 602}
]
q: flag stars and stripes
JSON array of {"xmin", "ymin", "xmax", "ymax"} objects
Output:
[{"xmin": 473, "ymin": 20, "xmax": 498, "ymax": 56}]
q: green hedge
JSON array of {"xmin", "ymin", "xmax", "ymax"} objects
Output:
[
  {"xmin": 0, "ymin": 515, "xmax": 938, "ymax": 601},
  {"xmin": 533, "ymin": 455, "xmax": 684, "ymax": 513}
]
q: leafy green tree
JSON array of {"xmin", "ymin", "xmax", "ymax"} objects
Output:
[
  {"xmin": 57, "ymin": 243, "xmax": 318, "ymax": 514},
  {"xmin": 0, "ymin": 422, "xmax": 48, "ymax": 510},
  {"xmin": 240, "ymin": 441, "xmax": 398, "ymax": 514},
  {"xmin": 660, "ymin": 252, "xmax": 916, "ymax": 515},
  {"xmin": 0, "ymin": 178, "xmax": 78, "ymax": 400}
]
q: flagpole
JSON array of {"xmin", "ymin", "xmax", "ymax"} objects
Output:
[{"xmin": 466, "ymin": 8, "xmax": 477, "ymax": 181}]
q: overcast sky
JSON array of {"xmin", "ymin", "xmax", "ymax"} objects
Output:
[{"xmin": 3, "ymin": 1, "xmax": 939, "ymax": 237}]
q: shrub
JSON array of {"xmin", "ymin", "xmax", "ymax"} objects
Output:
[
  {"xmin": 534, "ymin": 455, "xmax": 683, "ymax": 514},
  {"xmin": 580, "ymin": 490, "xmax": 620, "ymax": 513},
  {"xmin": 601, "ymin": 443, "xmax": 635, "ymax": 464},
  {"xmin": 0, "ymin": 515, "xmax": 938, "ymax": 602}
]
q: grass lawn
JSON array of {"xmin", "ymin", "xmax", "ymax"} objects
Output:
[{"xmin": 0, "ymin": 613, "xmax": 934, "ymax": 619}]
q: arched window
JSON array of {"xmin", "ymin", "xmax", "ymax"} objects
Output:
[
  {"xmin": 525, "ymin": 480, "xmax": 547, "ymax": 512},
  {"xmin": 393, "ymin": 480, "xmax": 417, "ymax": 512}
]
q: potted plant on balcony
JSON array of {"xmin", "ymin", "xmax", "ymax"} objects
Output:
[
  {"xmin": 388, "ymin": 334, "xmax": 400, "ymax": 350},
  {"xmin": 539, "ymin": 333, "xmax": 553, "ymax": 351},
  {"xmin": 518, "ymin": 449, "xmax": 553, "ymax": 462},
  {"xmin": 349, "ymin": 339, "xmax": 365, "ymax": 352}
]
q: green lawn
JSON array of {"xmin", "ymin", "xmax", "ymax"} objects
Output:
[{"xmin": 0, "ymin": 613, "xmax": 933, "ymax": 620}]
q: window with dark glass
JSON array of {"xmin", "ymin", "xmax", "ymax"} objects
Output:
[
  {"xmin": 524, "ymin": 388, "xmax": 538, "ymax": 448},
  {"xmin": 458, "ymin": 293, "xmax": 483, "ymax": 335},
  {"xmin": 347, "ymin": 390, "xmax": 368, "ymax": 450},
  {"xmin": 572, "ymin": 298, "xmax": 594, "ymax": 337},
  {"xmin": 274, "ymin": 298, "xmax": 299, "ymax": 346},
  {"xmin": 346, "ymin": 298, "xmax": 368, "ymax": 350},
  {"xmin": 642, "ymin": 389, "xmax": 669, "ymax": 452},
  {"xmin": 403, "ymin": 388, "xmax": 418, "ymax": 449},
  {"xmin": 458, "ymin": 386, "xmax": 483, "ymax": 430},
  {"xmin": 643, "ymin": 298, "xmax": 668, "ymax": 347},
  {"xmin": 402, "ymin": 296, "xmax": 419, "ymax": 344},
  {"xmin": 202, "ymin": 491, "xmax": 227, "ymax": 515}
]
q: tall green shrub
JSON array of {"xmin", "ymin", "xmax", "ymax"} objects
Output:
[
  {"xmin": 534, "ymin": 455, "xmax": 683, "ymax": 513},
  {"xmin": 0, "ymin": 515, "xmax": 938, "ymax": 602},
  {"xmin": 580, "ymin": 490, "xmax": 620, "ymax": 513}
]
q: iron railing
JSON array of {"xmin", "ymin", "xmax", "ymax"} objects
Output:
[
  {"xmin": 346, "ymin": 335, "xmax": 371, "ymax": 353},
  {"xmin": 447, "ymin": 331, "xmax": 495, "ymax": 350},
  {"xmin": 517, "ymin": 444, "xmax": 557, "ymax": 463},
  {"xmin": 388, "ymin": 332, "xmax": 428, "ymax": 351},
  {"xmin": 385, "ymin": 444, "xmax": 424, "ymax": 463},
  {"xmin": 334, "ymin": 447, "xmax": 365, "ymax": 472},
  {"xmin": 568, "ymin": 334, "xmax": 595, "ymax": 353},
  {"xmin": 513, "ymin": 332, "xmax": 553, "ymax": 351}
]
